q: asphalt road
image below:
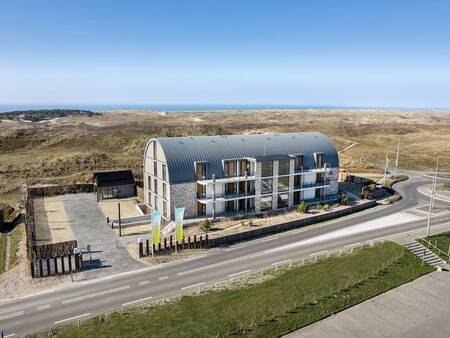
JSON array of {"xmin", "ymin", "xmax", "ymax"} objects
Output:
[{"xmin": 1, "ymin": 172, "xmax": 449, "ymax": 337}]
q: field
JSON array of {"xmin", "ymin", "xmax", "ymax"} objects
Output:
[
  {"xmin": 1, "ymin": 109, "xmax": 450, "ymax": 207},
  {"xmin": 419, "ymin": 231, "xmax": 450, "ymax": 263},
  {"xmin": 29, "ymin": 241, "xmax": 433, "ymax": 338}
]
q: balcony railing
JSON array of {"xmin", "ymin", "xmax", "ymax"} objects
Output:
[
  {"xmin": 197, "ymin": 189, "xmax": 256, "ymax": 201},
  {"xmin": 294, "ymin": 179, "xmax": 331, "ymax": 189}
]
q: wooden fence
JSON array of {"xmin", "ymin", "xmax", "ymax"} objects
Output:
[{"xmin": 139, "ymin": 234, "xmax": 208, "ymax": 257}]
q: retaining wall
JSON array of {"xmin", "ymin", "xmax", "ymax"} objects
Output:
[{"xmin": 207, "ymin": 200, "xmax": 378, "ymax": 247}]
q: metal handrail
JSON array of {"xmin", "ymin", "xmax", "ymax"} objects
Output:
[{"xmin": 418, "ymin": 237, "xmax": 449, "ymax": 260}]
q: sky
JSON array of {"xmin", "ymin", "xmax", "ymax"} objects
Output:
[{"xmin": 1, "ymin": 0, "xmax": 450, "ymax": 108}]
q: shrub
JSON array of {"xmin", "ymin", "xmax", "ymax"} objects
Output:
[
  {"xmin": 323, "ymin": 204, "xmax": 330, "ymax": 211},
  {"xmin": 340, "ymin": 193, "xmax": 349, "ymax": 206},
  {"xmin": 316, "ymin": 203, "xmax": 323, "ymax": 210},
  {"xmin": 200, "ymin": 219, "xmax": 212, "ymax": 232},
  {"xmin": 362, "ymin": 190, "xmax": 371, "ymax": 199},
  {"xmin": 297, "ymin": 201, "xmax": 309, "ymax": 214}
]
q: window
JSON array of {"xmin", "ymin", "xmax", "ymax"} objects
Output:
[
  {"xmin": 154, "ymin": 196, "xmax": 158, "ymax": 211},
  {"xmin": 224, "ymin": 160, "xmax": 237, "ymax": 177},
  {"xmin": 239, "ymin": 180, "xmax": 255, "ymax": 195},
  {"xmin": 278, "ymin": 176, "xmax": 289, "ymax": 191},
  {"xmin": 197, "ymin": 183, "xmax": 206, "ymax": 198},
  {"xmin": 162, "ymin": 164, "xmax": 167, "ymax": 181},
  {"xmin": 154, "ymin": 162, "xmax": 158, "ymax": 178},
  {"xmin": 294, "ymin": 175, "xmax": 302, "ymax": 188},
  {"xmin": 197, "ymin": 202, "xmax": 206, "ymax": 216},
  {"xmin": 261, "ymin": 161, "xmax": 273, "ymax": 177},
  {"xmin": 315, "ymin": 153, "xmax": 324, "ymax": 168},
  {"xmin": 225, "ymin": 200, "xmax": 235, "ymax": 212},
  {"xmin": 316, "ymin": 173, "xmax": 325, "ymax": 184},
  {"xmin": 163, "ymin": 201, "xmax": 168, "ymax": 218},
  {"xmin": 163, "ymin": 183, "xmax": 167, "ymax": 199},
  {"xmin": 225, "ymin": 182, "xmax": 237, "ymax": 195},
  {"xmin": 196, "ymin": 162, "xmax": 206, "ymax": 180},
  {"xmin": 239, "ymin": 160, "xmax": 249, "ymax": 176},
  {"xmin": 261, "ymin": 178, "xmax": 273, "ymax": 194},
  {"xmin": 261, "ymin": 196, "xmax": 272, "ymax": 211},
  {"xmin": 153, "ymin": 142, "xmax": 157, "ymax": 159},
  {"xmin": 147, "ymin": 175, "xmax": 151, "ymax": 190},
  {"xmin": 154, "ymin": 178, "xmax": 158, "ymax": 194},
  {"xmin": 278, "ymin": 160, "xmax": 290, "ymax": 175},
  {"xmin": 293, "ymin": 191, "xmax": 301, "ymax": 204},
  {"xmin": 278, "ymin": 193, "xmax": 289, "ymax": 208},
  {"xmin": 148, "ymin": 192, "xmax": 152, "ymax": 207},
  {"xmin": 294, "ymin": 156, "xmax": 304, "ymax": 172}
]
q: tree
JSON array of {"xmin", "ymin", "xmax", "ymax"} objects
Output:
[{"xmin": 340, "ymin": 193, "xmax": 349, "ymax": 206}]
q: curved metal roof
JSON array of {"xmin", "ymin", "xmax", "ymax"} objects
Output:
[{"xmin": 146, "ymin": 132, "xmax": 339, "ymax": 184}]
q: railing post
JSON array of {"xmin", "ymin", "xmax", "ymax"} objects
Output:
[
  {"xmin": 199, "ymin": 235, "xmax": 203, "ymax": 249},
  {"xmin": 138, "ymin": 238, "xmax": 144, "ymax": 258},
  {"xmin": 61, "ymin": 256, "xmax": 65, "ymax": 274},
  {"xmin": 54, "ymin": 256, "xmax": 58, "ymax": 274},
  {"xmin": 30, "ymin": 260, "xmax": 35, "ymax": 278},
  {"xmin": 146, "ymin": 239, "xmax": 149, "ymax": 256},
  {"xmin": 194, "ymin": 235, "xmax": 197, "ymax": 249},
  {"xmin": 205, "ymin": 234, "xmax": 209, "ymax": 248},
  {"xmin": 39, "ymin": 259, "xmax": 43, "ymax": 277}
]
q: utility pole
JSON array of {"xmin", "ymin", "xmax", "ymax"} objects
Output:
[
  {"xmin": 118, "ymin": 202, "xmax": 122, "ymax": 237},
  {"xmin": 394, "ymin": 141, "xmax": 400, "ymax": 180},
  {"xmin": 383, "ymin": 152, "xmax": 389, "ymax": 186},
  {"xmin": 426, "ymin": 157, "xmax": 439, "ymax": 237}
]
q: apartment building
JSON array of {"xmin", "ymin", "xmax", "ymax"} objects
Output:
[{"xmin": 143, "ymin": 132, "xmax": 339, "ymax": 221}]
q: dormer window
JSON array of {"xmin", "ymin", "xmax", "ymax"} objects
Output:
[
  {"xmin": 315, "ymin": 153, "xmax": 324, "ymax": 169},
  {"xmin": 195, "ymin": 162, "xmax": 207, "ymax": 180}
]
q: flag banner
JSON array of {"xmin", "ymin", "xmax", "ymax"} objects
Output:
[
  {"xmin": 175, "ymin": 207, "xmax": 185, "ymax": 242},
  {"xmin": 151, "ymin": 210, "xmax": 161, "ymax": 245}
]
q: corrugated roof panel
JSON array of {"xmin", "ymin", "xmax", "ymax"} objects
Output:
[{"xmin": 145, "ymin": 132, "xmax": 339, "ymax": 184}]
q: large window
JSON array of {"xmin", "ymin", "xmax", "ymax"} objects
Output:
[
  {"xmin": 162, "ymin": 164, "xmax": 167, "ymax": 181},
  {"xmin": 163, "ymin": 201, "xmax": 168, "ymax": 218},
  {"xmin": 225, "ymin": 182, "xmax": 237, "ymax": 194},
  {"xmin": 153, "ymin": 142, "xmax": 157, "ymax": 159},
  {"xmin": 278, "ymin": 193, "xmax": 289, "ymax": 208},
  {"xmin": 147, "ymin": 175, "xmax": 151, "ymax": 190},
  {"xmin": 294, "ymin": 175, "xmax": 302, "ymax": 188},
  {"xmin": 278, "ymin": 176, "xmax": 289, "ymax": 191},
  {"xmin": 154, "ymin": 178, "xmax": 158, "ymax": 194},
  {"xmin": 148, "ymin": 192, "xmax": 152, "ymax": 207},
  {"xmin": 261, "ymin": 178, "xmax": 273, "ymax": 194},
  {"xmin": 197, "ymin": 183, "xmax": 206, "ymax": 198},
  {"xmin": 224, "ymin": 160, "xmax": 237, "ymax": 177},
  {"xmin": 294, "ymin": 156, "xmax": 304, "ymax": 172},
  {"xmin": 163, "ymin": 183, "xmax": 167, "ymax": 199},
  {"xmin": 239, "ymin": 160, "xmax": 249, "ymax": 176},
  {"xmin": 278, "ymin": 160, "xmax": 290, "ymax": 175},
  {"xmin": 261, "ymin": 161, "xmax": 273, "ymax": 177},
  {"xmin": 154, "ymin": 196, "xmax": 159, "ymax": 211},
  {"xmin": 315, "ymin": 153, "xmax": 324, "ymax": 168},
  {"xmin": 154, "ymin": 162, "xmax": 158, "ymax": 178},
  {"xmin": 261, "ymin": 196, "xmax": 273, "ymax": 211},
  {"xmin": 196, "ymin": 162, "xmax": 206, "ymax": 180},
  {"xmin": 197, "ymin": 202, "xmax": 206, "ymax": 216}
]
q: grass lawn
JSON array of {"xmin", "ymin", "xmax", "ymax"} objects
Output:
[
  {"xmin": 0, "ymin": 235, "xmax": 6, "ymax": 274},
  {"xmin": 8, "ymin": 225, "xmax": 23, "ymax": 268},
  {"xmin": 29, "ymin": 242, "xmax": 433, "ymax": 338},
  {"xmin": 418, "ymin": 231, "xmax": 450, "ymax": 263}
]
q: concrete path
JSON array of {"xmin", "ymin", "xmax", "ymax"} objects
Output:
[
  {"xmin": 285, "ymin": 271, "xmax": 450, "ymax": 338},
  {"xmin": 61, "ymin": 193, "xmax": 145, "ymax": 280}
]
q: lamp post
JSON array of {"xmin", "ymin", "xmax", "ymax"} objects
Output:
[{"xmin": 426, "ymin": 156, "xmax": 439, "ymax": 237}]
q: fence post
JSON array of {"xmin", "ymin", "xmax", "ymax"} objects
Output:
[
  {"xmin": 152, "ymin": 244, "xmax": 156, "ymax": 256},
  {"xmin": 39, "ymin": 259, "xmax": 44, "ymax": 277},
  {"xmin": 68, "ymin": 254, "xmax": 73, "ymax": 272},
  {"xmin": 188, "ymin": 236, "xmax": 191, "ymax": 249},
  {"xmin": 194, "ymin": 235, "xmax": 197, "ymax": 249},
  {"xmin": 146, "ymin": 239, "xmax": 150, "ymax": 256},
  {"xmin": 46, "ymin": 258, "xmax": 51, "ymax": 275},
  {"xmin": 199, "ymin": 235, "xmax": 203, "ymax": 249},
  {"xmin": 138, "ymin": 237, "xmax": 144, "ymax": 258},
  {"xmin": 169, "ymin": 235, "xmax": 173, "ymax": 251},
  {"xmin": 205, "ymin": 234, "xmax": 209, "ymax": 248},
  {"xmin": 54, "ymin": 257, "xmax": 58, "ymax": 274},
  {"xmin": 61, "ymin": 256, "xmax": 65, "ymax": 274},
  {"xmin": 158, "ymin": 243, "xmax": 161, "ymax": 252},
  {"xmin": 163, "ymin": 238, "xmax": 167, "ymax": 252},
  {"xmin": 30, "ymin": 260, "xmax": 35, "ymax": 278}
]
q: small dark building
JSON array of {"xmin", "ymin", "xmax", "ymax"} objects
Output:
[{"xmin": 94, "ymin": 170, "xmax": 135, "ymax": 200}]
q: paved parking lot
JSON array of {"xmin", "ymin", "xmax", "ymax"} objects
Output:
[
  {"xmin": 286, "ymin": 270, "xmax": 450, "ymax": 338},
  {"xmin": 59, "ymin": 193, "xmax": 145, "ymax": 279}
]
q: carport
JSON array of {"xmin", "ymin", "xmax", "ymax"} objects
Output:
[{"xmin": 94, "ymin": 170, "xmax": 135, "ymax": 200}]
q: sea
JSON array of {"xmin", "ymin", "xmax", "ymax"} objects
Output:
[{"xmin": 0, "ymin": 104, "xmax": 373, "ymax": 113}]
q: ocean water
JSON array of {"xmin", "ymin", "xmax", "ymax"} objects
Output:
[{"xmin": 0, "ymin": 104, "xmax": 351, "ymax": 113}]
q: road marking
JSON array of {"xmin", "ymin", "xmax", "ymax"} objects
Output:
[
  {"xmin": 139, "ymin": 280, "xmax": 150, "ymax": 286},
  {"xmin": 344, "ymin": 242, "xmax": 360, "ymax": 248},
  {"xmin": 0, "ymin": 311, "xmax": 24, "ymax": 321},
  {"xmin": 158, "ymin": 276, "xmax": 168, "ymax": 280},
  {"xmin": 62, "ymin": 285, "xmax": 130, "ymax": 304},
  {"xmin": 260, "ymin": 236, "xmax": 279, "ymax": 242},
  {"xmin": 228, "ymin": 270, "xmax": 251, "ymax": 278},
  {"xmin": 54, "ymin": 313, "xmax": 90, "ymax": 324},
  {"xmin": 37, "ymin": 304, "xmax": 50, "ymax": 311},
  {"xmin": 310, "ymin": 251, "xmax": 328, "ymax": 256},
  {"xmin": 181, "ymin": 282, "xmax": 205, "ymax": 291},
  {"xmin": 122, "ymin": 296, "xmax": 153, "ymax": 307},
  {"xmin": 177, "ymin": 252, "xmax": 265, "ymax": 276},
  {"xmin": 4, "ymin": 334, "xmax": 15, "ymax": 338},
  {"xmin": 271, "ymin": 259, "xmax": 291, "ymax": 266}
]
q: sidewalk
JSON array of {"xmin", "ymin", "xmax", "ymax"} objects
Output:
[{"xmin": 285, "ymin": 270, "xmax": 450, "ymax": 338}]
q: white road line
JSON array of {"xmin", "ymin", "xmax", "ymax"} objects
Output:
[
  {"xmin": 0, "ymin": 311, "xmax": 24, "ymax": 321},
  {"xmin": 54, "ymin": 313, "xmax": 90, "ymax": 325},
  {"xmin": 122, "ymin": 296, "xmax": 153, "ymax": 307},
  {"xmin": 228, "ymin": 270, "xmax": 251, "ymax": 278},
  {"xmin": 37, "ymin": 304, "xmax": 50, "ymax": 311},
  {"xmin": 177, "ymin": 251, "xmax": 265, "ymax": 276},
  {"xmin": 310, "ymin": 250, "xmax": 328, "ymax": 256},
  {"xmin": 158, "ymin": 276, "xmax": 168, "ymax": 280},
  {"xmin": 5, "ymin": 334, "xmax": 15, "ymax": 338},
  {"xmin": 271, "ymin": 259, "xmax": 291, "ymax": 266},
  {"xmin": 344, "ymin": 242, "xmax": 361, "ymax": 248},
  {"xmin": 62, "ymin": 285, "xmax": 130, "ymax": 304},
  {"xmin": 260, "ymin": 236, "xmax": 279, "ymax": 242},
  {"xmin": 138, "ymin": 280, "xmax": 150, "ymax": 286},
  {"xmin": 181, "ymin": 282, "xmax": 205, "ymax": 291}
]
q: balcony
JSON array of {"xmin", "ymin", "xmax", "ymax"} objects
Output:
[
  {"xmin": 197, "ymin": 189, "xmax": 256, "ymax": 202},
  {"xmin": 294, "ymin": 179, "xmax": 331, "ymax": 190},
  {"xmin": 197, "ymin": 174, "xmax": 256, "ymax": 184}
]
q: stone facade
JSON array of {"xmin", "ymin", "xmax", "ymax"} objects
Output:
[
  {"xmin": 325, "ymin": 167, "xmax": 340, "ymax": 196},
  {"xmin": 170, "ymin": 182, "xmax": 197, "ymax": 220}
]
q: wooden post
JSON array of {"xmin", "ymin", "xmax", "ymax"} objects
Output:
[
  {"xmin": 170, "ymin": 235, "xmax": 173, "ymax": 250},
  {"xmin": 30, "ymin": 260, "xmax": 35, "ymax": 278},
  {"xmin": 158, "ymin": 243, "xmax": 161, "ymax": 253},
  {"xmin": 61, "ymin": 256, "xmax": 65, "ymax": 274},
  {"xmin": 46, "ymin": 258, "xmax": 51, "ymax": 276},
  {"xmin": 68, "ymin": 254, "xmax": 72, "ymax": 272},
  {"xmin": 205, "ymin": 234, "xmax": 209, "ymax": 248},
  {"xmin": 146, "ymin": 239, "xmax": 149, "ymax": 256},
  {"xmin": 152, "ymin": 244, "xmax": 156, "ymax": 256},
  {"xmin": 164, "ymin": 238, "xmax": 167, "ymax": 252},
  {"xmin": 39, "ymin": 259, "xmax": 43, "ymax": 278},
  {"xmin": 199, "ymin": 235, "xmax": 203, "ymax": 249},
  {"xmin": 188, "ymin": 236, "xmax": 191, "ymax": 249},
  {"xmin": 54, "ymin": 257, "xmax": 58, "ymax": 275},
  {"xmin": 139, "ymin": 241, "xmax": 144, "ymax": 258},
  {"xmin": 194, "ymin": 235, "xmax": 197, "ymax": 249}
]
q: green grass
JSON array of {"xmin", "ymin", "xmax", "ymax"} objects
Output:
[
  {"xmin": 29, "ymin": 242, "xmax": 433, "ymax": 338},
  {"xmin": 418, "ymin": 231, "xmax": 450, "ymax": 263},
  {"xmin": 8, "ymin": 225, "xmax": 22, "ymax": 268},
  {"xmin": 0, "ymin": 235, "xmax": 6, "ymax": 274}
]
